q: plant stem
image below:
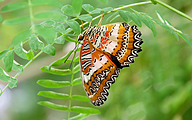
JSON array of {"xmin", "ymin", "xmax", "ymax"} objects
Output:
[
  {"xmin": 80, "ymin": 1, "xmax": 152, "ymax": 27},
  {"xmin": 1, "ymin": 84, "xmax": 8, "ymax": 94},
  {"xmin": 28, "ymin": 0, "xmax": 35, "ymax": 33},
  {"xmin": 67, "ymin": 42, "xmax": 78, "ymax": 120},
  {"xmin": 1, "ymin": 0, "xmax": 37, "ymax": 95},
  {"xmin": 1, "ymin": 51, "xmax": 43, "ymax": 95},
  {"xmin": 154, "ymin": 0, "xmax": 192, "ymax": 21}
]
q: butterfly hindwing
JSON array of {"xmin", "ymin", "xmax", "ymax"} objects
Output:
[{"xmin": 80, "ymin": 38, "xmax": 120, "ymax": 106}]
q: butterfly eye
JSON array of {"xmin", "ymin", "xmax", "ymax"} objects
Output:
[{"xmin": 78, "ymin": 34, "xmax": 84, "ymax": 41}]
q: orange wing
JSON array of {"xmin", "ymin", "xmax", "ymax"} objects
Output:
[{"xmin": 79, "ymin": 23, "xmax": 142, "ymax": 106}]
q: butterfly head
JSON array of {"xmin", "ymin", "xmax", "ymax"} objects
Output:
[
  {"xmin": 78, "ymin": 25, "xmax": 99, "ymax": 43},
  {"xmin": 78, "ymin": 34, "xmax": 84, "ymax": 42}
]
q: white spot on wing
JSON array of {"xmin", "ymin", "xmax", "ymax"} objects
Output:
[
  {"xmin": 82, "ymin": 55, "xmax": 108, "ymax": 83},
  {"xmin": 107, "ymin": 41, "xmax": 117, "ymax": 51}
]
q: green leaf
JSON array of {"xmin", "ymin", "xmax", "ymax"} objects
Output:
[
  {"xmin": 70, "ymin": 113, "xmax": 89, "ymax": 120},
  {"xmin": 42, "ymin": 44, "xmax": 55, "ymax": 56},
  {"xmin": 64, "ymin": 28, "xmax": 72, "ymax": 34},
  {"xmin": 54, "ymin": 35, "xmax": 65, "ymax": 44},
  {"xmin": 37, "ymin": 79, "xmax": 70, "ymax": 88},
  {"xmin": 73, "ymin": 64, "xmax": 80, "ymax": 73},
  {"xmin": 38, "ymin": 91, "xmax": 69, "ymax": 99},
  {"xmin": 38, "ymin": 101, "xmax": 68, "ymax": 111},
  {"xmin": 8, "ymin": 78, "xmax": 18, "ymax": 89},
  {"xmin": 29, "ymin": 35, "xmax": 39, "ymax": 52},
  {"xmin": 28, "ymin": 34, "xmax": 44, "ymax": 51},
  {"xmin": 109, "ymin": 15, "xmax": 120, "ymax": 22},
  {"xmin": 14, "ymin": 44, "xmax": 28, "ymax": 60},
  {"xmin": 82, "ymin": 4, "xmax": 94, "ymax": 13},
  {"xmin": 41, "ymin": 66, "xmax": 72, "ymax": 75},
  {"xmin": 1, "ymin": 2, "xmax": 28, "ymax": 12},
  {"xmin": 136, "ymin": 13, "xmax": 151, "ymax": 28},
  {"xmin": 72, "ymin": 95, "xmax": 90, "ymax": 102},
  {"xmin": 65, "ymin": 33, "xmax": 76, "ymax": 37},
  {"xmin": 49, "ymin": 50, "xmax": 73, "ymax": 67},
  {"xmin": 136, "ymin": 13, "xmax": 157, "ymax": 37},
  {"xmin": 98, "ymin": 0, "xmax": 108, "ymax": 3},
  {"xmin": 118, "ymin": 10, "xmax": 128, "ymax": 22},
  {"xmin": 26, "ymin": 50, "xmax": 34, "ymax": 60},
  {"xmin": 12, "ymin": 60, "xmax": 22, "ymax": 71},
  {"xmin": 126, "ymin": 11, "xmax": 142, "ymax": 27},
  {"xmin": 144, "ymin": 15, "xmax": 157, "ymax": 37},
  {"xmin": 106, "ymin": 12, "xmax": 118, "ymax": 22},
  {"xmin": 78, "ymin": 14, "xmax": 92, "ymax": 22},
  {"xmin": 177, "ymin": 32, "xmax": 192, "ymax": 47},
  {"xmin": 164, "ymin": 20, "xmax": 179, "ymax": 40},
  {"xmin": 72, "ymin": 77, "xmax": 82, "ymax": 86},
  {"xmin": 66, "ymin": 20, "xmax": 81, "ymax": 35},
  {"xmin": 41, "ymin": 20, "xmax": 55, "ymax": 27},
  {"xmin": 102, "ymin": 7, "xmax": 113, "ymax": 13},
  {"xmin": 71, "ymin": 106, "xmax": 100, "ymax": 114},
  {"xmin": 172, "ymin": 31, "xmax": 179, "ymax": 41},
  {"xmin": 38, "ymin": 40, "xmax": 44, "ymax": 50},
  {"xmin": 72, "ymin": 0, "xmax": 82, "ymax": 16},
  {"xmin": 34, "ymin": 11, "xmax": 67, "ymax": 20},
  {"xmin": 12, "ymin": 29, "xmax": 31, "ymax": 46},
  {"xmin": 64, "ymin": 36, "xmax": 77, "ymax": 43},
  {"xmin": 156, "ymin": 10, "xmax": 165, "ymax": 23},
  {"xmin": 18, "ymin": 67, "xmax": 24, "ymax": 75},
  {"xmin": 66, "ymin": 60, "xmax": 72, "ymax": 63},
  {"xmin": 73, "ymin": 56, "xmax": 79, "ymax": 63},
  {"xmin": 153, "ymin": 19, "xmax": 173, "ymax": 35},
  {"xmin": 0, "ymin": 68, "xmax": 11, "ymax": 81},
  {"xmin": 77, "ymin": 48, "xmax": 80, "ymax": 51},
  {"xmin": 35, "ymin": 25, "xmax": 57, "ymax": 44},
  {"xmin": 32, "ymin": 0, "xmax": 62, "ymax": 8},
  {"xmin": 3, "ymin": 50, "xmax": 14, "ymax": 72},
  {"xmin": 3, "ymin": 16, "xmax": 30, "ymax": 25},
  {"xmin": 0, "ymin": 49, "xmax": 9, "ymax": 60},
  {"xmin": 53, "ymin": 23, "xmax": 65, "ymax": 33},
  {"xmin": 90, "ymin": 8, "xmax": 102, "ymax": 14},
  {"xmin": 0, "ymin": 14, "xmax": 3, "ymax": 22},
  {"xmin": 61, "ymin": 5, "xmax": 77, "ymax": 17}
]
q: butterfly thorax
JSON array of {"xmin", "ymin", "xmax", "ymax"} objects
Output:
[{"xmin": 78, "ymin": 26, "xmax": 98, "ymax": 42}]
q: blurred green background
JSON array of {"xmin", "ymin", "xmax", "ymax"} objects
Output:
[{"xmin": 0, "ymin": 0, "xmax": 192, "ymax": 120}]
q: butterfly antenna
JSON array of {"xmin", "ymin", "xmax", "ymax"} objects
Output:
[
  {"xmin": 98, "ymin": 11, "xmax": 104, "ymax": 26},
  {"xmin": 81, "ymin": 20, "xmax": 84, "ymax": 30},
  {"xmin": 88, "ymin": 21, "xmax": 92, "ymax": 27}
]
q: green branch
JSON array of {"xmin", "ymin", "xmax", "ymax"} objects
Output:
[
  {"xmin": 80, "ymin": 1, "xmax": 152, "ymax": 27},
  {"xmin": 68, "ymin": 40, "xmax": 78, "ymax": 119},
  {"xmin": 152, "ymin": 0, "xmax": 192, "ymax": 21},
  {"xmin": 1, "ymin": 51, "xmax": 43, "ymax": 94},
  {"xmin": 28, "ymin": 0, "xmax": 35, "ymax": 33}
]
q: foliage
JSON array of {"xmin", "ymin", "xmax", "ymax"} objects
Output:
[{"xmin": 0, "ymin": 0, "xmax": 192, "ymax": 120}]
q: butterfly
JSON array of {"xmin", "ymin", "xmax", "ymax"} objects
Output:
[{"xmin": 78, "ymin": 22, "xmax": 143, "ymax": 106}]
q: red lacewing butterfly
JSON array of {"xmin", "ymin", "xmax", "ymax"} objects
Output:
[{"xmin": 78, "ymin": 21, "xmax": 143, "ymax": 106}]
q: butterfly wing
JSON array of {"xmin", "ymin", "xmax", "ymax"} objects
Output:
[
  {"xmin": 80, "ymin": 37, "xmax": 120, "ymax": 106},
  {"xmin": 79, "ymin": 22, "xmax": 142, "ymax": 106},
  {"xmin": 91, "ymin": 23, "xmax": 142, "ymax": 67}
]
